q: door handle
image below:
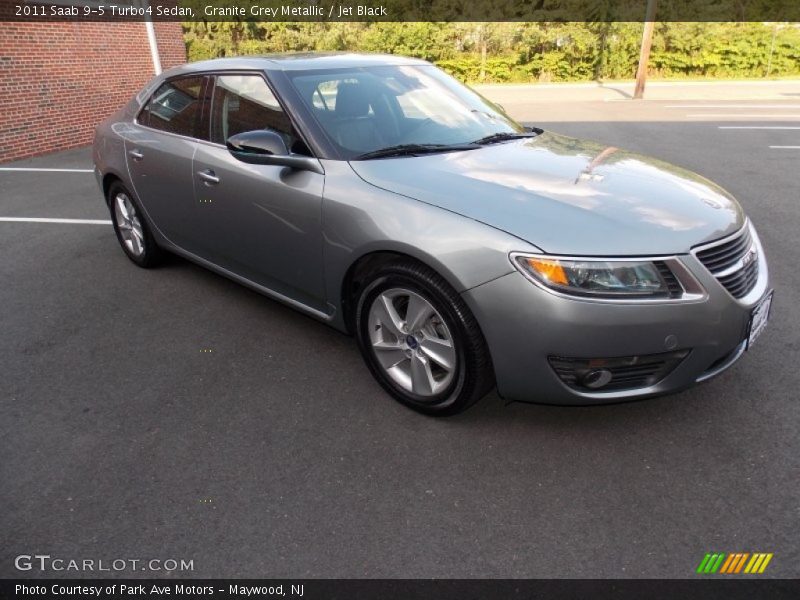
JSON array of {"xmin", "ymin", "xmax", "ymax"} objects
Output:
[
  {"xmin": 128, "ymin": 149, "xmax": 144, "ymax": 161},
  {"xmin": 197, "ymin": 169, "xmax": 220, "ymax": 185}
]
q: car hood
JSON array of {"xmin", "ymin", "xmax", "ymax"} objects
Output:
[{"xmin": 349, "ymin": 132, "xmax": 744, "ymax": 255}]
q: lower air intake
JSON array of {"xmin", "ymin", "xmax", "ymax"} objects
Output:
[{"xmin": 548, "ymin": 350, "xmax": 690, "ymax": 392}]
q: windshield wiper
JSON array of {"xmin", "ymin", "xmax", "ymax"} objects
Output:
[
  {"xmin": 471, "ymin": 130, "xmax": 541, "ymax": 146},
  {"xmin": 354, "ymin": 143, "xmax": 478, "ymax": 160}
]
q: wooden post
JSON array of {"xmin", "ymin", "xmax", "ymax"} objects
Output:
[{"xmin": 633, "ymin": 0, "xmax": 658, "ymax": 100}]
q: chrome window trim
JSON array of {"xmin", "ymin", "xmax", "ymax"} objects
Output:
[
  {"xmin": 132, "ymin": 70, "xmax": 321, "ymax": 162},
  {"xmin": 133, "ymin": 73, "xmax": 208, "ymax": 141},
  {"xmin": 508, "ymin": 252, "xmax": 707, "ymax": 304}
]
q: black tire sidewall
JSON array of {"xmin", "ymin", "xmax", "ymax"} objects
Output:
[
  {"xmin": 355, "ymin": 268, "xmax": 474, "ymax": 415},
  {"xmin": 107, "ymin": 182, "xmax": 160, "ymax": 267}
]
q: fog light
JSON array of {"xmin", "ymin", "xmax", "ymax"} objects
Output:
[
  {"xmin": 548, "ymin": 350, "xmax": 690, "ymax": 392},
  {"xmin": 581, "ymin": 369, "xmax": 613, "ymax": 389}
]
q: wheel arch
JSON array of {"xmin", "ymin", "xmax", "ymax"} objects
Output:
[
  {"xmin": 343, "ymin": 246, "xmax": 497, "ymax": 414},
  {"xmin": 101, "ymin": 171, "xmax": 126, "ymax": 204},
  {"xmin": 339, "ymin": 246, "xmax": 467, "ymax": 335}
]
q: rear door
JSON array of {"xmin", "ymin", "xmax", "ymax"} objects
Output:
[
  {"xmin": 125, "ymin": 75, "xmax": 208, "ymax": 253},
  {"xmin": 191, "ymin": 72, "xmax": 326, "ymax": 312}
]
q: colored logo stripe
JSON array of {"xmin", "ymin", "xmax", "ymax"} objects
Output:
[
  {"xmin": 719, "ymin": 553, "xmax": 749, "ymax": 573},
  {"xmin": 719, "ymin": 553, "xmax": 736, "ymax": 573},
  {"xmin": 696, "ymin": 553, "xmax": 726, "ymax": 573},
  {"xmin": 744, "ymin": 553, "xmax": 773, "ymax": 574},
  {"xmin": 697, "ymin": 552, "xmax": 773, "ymax": 574}
]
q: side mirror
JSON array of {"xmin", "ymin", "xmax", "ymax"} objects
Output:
[
  {"xmin": 227, "ymin": 129, "xmax": 288, "ymax": 157},
  {"xmin": 226, "ymin": 130, "xmax": 323, "ymax": 174}
]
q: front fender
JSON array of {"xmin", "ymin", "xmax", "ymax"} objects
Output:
[{"xmin": 320, "ymin": 160, "xmax": 538, "ymax": 331}]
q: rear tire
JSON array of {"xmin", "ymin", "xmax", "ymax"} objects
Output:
[
  {"xmin": 355, "ymin": 260, "xmax": 494, "ymax": 416},
  {"xmin": 107, "ymin": 181, "xmax": 163, "ymax": 268}
]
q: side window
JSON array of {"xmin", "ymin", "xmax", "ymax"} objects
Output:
[
  {"xmin": 210, "ymin": 74, "xmax": 308, "ymax": 154},
  {"xmin": 139, "ymin": 76, "xmax": 204, "ymax": 138}
]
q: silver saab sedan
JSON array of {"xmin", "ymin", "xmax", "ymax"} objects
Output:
[{"xmin": 93, "ymin": 53, "xmax": 772, "ymax": 415}]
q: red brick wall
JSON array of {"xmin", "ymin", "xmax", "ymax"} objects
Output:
[{"xmin": 0, "ymin": 21, "xmax": 186, "ymax": 163}]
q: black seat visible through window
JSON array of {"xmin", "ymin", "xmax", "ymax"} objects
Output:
[{"xmin": 332, "ymin": 82, "xmax": 385, "ymax": 152}]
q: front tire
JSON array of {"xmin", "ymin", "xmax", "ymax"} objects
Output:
[
  {"xmin": 107, "ymin": 182, "xmax": 163, "ymax": 268},
  {"xmin": 355, "ymin": 260, "xmax": 494, "ymax": 415}
]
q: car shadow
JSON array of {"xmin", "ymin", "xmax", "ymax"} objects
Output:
[{"xmin": 151, "ymin": 230, "xmax": 766, "ymax": 438}]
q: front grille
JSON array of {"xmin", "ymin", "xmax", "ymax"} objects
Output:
[
  {"xmin": 695, "ymin": 225, "xmax": 758, "ymax": 298},
  {"xmin": 717, "ymin": 260, "xmax": 759, "ymax": 298},
  {"xmin": 548, "ymin": 350, "xmax": 690, "ymax": 392},
  {"xmin": 696, "ymin": 226, "xmax": 753, "ymax": 272}
]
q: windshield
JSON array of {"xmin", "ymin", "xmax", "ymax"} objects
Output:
[{"xmin": 288, "ymin": 65, "xmax": 526, "ymax": 159}]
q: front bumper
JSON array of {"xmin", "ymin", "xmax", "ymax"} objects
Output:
[{"xmin": 463, "ymin": 239, "xmax": 771, "ymax": 405}]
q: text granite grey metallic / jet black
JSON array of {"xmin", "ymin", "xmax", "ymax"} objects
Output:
[{"xmin": 93, "ymin": 53, "xmax": 772, "ymax": 415}]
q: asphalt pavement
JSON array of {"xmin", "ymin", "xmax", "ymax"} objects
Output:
[{"xmin": 1, "ymin": 95, "xmax": 799, "ymax": 579}]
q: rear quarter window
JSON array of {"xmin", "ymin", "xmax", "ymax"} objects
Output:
[{"xmin": 138, "ymin": 76, "xmax": 205, "ymax": 138}]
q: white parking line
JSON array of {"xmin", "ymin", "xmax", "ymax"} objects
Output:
[
  {"xmin": 666, "ymin": 104, "xmax": 800, "ymax": 109},
  {"xmin": 0, "ymin": 217, "xmax": 111, "ymax": 225},
  {"xmin": 686, "ymin": 114, "xmax": 800, "ymax": 118},
  {"xmin": 719, "ymin": 126, "xmax": 800, "ymax": 130},
  {"xmin": 769, "ymin": 146, "xmax": 800, "ymax": 149},
  {"xmin": 0, "ymin": 167, "xmax": 94, "ymax": 173}
]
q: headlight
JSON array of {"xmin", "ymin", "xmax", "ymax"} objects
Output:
[{"xmin": 512, "ymin": 255, "xmax": 681, "ymax": 299}]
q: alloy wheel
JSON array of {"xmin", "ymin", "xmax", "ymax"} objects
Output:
[
  {"xmin": 367, "ymin": 288, "xmax": 457, "ymax": 397},
  {"xmin": 113, "ymin": 192, "xmax": 145, "ymax": 257}
]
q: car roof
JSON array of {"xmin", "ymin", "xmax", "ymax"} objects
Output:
[{"xmin": 162, "ymin": 53, "xmax": 431, "ymax": 77}]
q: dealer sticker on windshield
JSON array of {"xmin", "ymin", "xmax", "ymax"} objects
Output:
[{"xmin": 747, "ymin": 291, "xmax": 773, "ymax": 349}]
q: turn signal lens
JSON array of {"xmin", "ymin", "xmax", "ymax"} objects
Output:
[{"xmin": 524, "ymin": 258, "xmax": 569, "ymax": 285}]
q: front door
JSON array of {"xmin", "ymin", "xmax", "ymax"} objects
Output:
[{"xmin": 191, "ymin": 73, "xmax": 326, "ymax": 312}]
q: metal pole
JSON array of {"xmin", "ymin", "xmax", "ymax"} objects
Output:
[
  {"xmin": 765, "ymin": 23, "xmax": 778, "ymax": 78},
  {"xmin": 140, "ymin": 0, "xmax": 162, "ymax": 75},
  {"xmin": 633, "ymin": 0, "xmax": 658, "ymax": 100}
]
